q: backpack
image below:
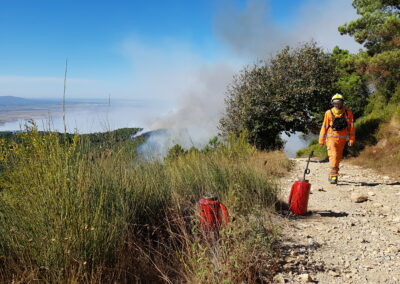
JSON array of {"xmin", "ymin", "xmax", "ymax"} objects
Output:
[{"xmin": 330, "ymin": 109, "xmax": 348, "ymax": 131}]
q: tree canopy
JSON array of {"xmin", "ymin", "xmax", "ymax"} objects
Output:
[
  {"xmin": 339, "ymin": 0, "xmax": 400, "ymax": 55},
  {"xmin": 219, "ymin": 42, "xmax": 337, "ymax": 150},
  {"xmin": 331, "ymin": 46, "xmax": 370, "ymax": 118},
  {"xmin": 339, "ymin": 0, "xmax": 400, "ymax": 98}
]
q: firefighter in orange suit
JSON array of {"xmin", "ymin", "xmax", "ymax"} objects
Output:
[{"xmin": 319, "ymin": 94, "xmax": 355, "ymax": 184}]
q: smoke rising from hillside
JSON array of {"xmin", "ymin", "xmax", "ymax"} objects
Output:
[
  {"xmin": 120, "ymin": 37, "xmax": 238, "ymax": 151},
  {"xmin": 147, "ymin": 63, "xmax": 235, "ymax": 145}
]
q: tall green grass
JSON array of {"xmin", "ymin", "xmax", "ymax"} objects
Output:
[{"xmin": 0, "ymin": 126, "xmax": 291, "ymax": 282}]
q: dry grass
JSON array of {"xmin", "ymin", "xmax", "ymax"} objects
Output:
[
  {"xmin": 350, "ymin": 116, "xmax": 400, "ymax": 178},
  {"xmin": 248, "ymin": 151, "xmax": 294, "ymax": 177},
  {"xmin": 0, "ymin": 126, "xmax": 292, "ymax": 283}
]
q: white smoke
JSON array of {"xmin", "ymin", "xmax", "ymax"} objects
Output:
[
  {"xmin": 134, "ymin": 129, "xmax": 197, "ymax": 159},
  {"xmin": 147, "ymin": 63, "xmax": 235, "ymax": 144},
  {"xmin": 119, "ymin": 37, "xmax": 238, "ymax": 156},
  {"xmin": 214, "ymin": 0, "xmax": 361, "ymax": 57}
]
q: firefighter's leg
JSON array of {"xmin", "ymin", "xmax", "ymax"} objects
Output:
[
  {"xmin": 326, "ymin": 139, "xmax": 339, "ymax": 178},
  {"xmin": 335, "ymin": 139, "xmax": 346, "ymax": 175},
  {"xmin": 328, "ymin": 139, "xmax": 346, "ymax": 177}
]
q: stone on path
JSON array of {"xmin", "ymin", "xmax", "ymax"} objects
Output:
[
  {"xmin": 299, "ymin": 273, "xmax": 313, "ymax": 282},
  {"xmin": 351, "ymin": 192, "xmax": 369, "ymax": 203}
]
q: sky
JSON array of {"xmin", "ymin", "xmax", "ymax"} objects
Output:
[
  {"xmin": 0, "ymin": 0, "xmax": 363, "ymax": 149},
  {"xmin": 0, "ymin": 0, "xmax": 361, "ymax": 100}
]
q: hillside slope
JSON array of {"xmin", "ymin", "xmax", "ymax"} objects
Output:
[
  {"xmin": 350, "ymin": 117, "xmax": 400, "ymax": 178},
  {"xmin": 0, "ymin": 96, "xmax": 54, "ymax": 106},
  {"xmin": 276, "ymin": 159, "xmax": 400, "ymax": 283}
]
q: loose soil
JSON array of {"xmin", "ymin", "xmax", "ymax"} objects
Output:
[{"xmin": 275, "ymin": 158, "xmax": 400, "ymax": 283}]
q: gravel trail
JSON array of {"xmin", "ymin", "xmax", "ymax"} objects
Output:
[{"xmin": 274, "ymin": 158, "xmax": 400, "ymax": 283}]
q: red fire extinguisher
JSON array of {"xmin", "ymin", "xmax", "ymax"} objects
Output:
[
  {"xmin": 288, "ymin": 151, "xmax": 314, "ymax": 215},
  {"xmin": 199, "ymin": 194, "xmax": 229, "ymax": 232}
]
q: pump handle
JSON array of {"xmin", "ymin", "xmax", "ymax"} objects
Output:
[{"xmin": 303, "ymin": 151, "xmax": 314, "ymax": 180}]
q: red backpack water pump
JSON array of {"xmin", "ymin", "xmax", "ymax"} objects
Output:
[
  {"xmin": 199, "ymin": 194, "xmax": 229, "ymax": 232},
  {"xmin": 288, "ymin": 151, "xmax": 314, "ymax": 215}
]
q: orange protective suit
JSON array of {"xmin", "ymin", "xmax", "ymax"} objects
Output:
[{"xmin": 319, "ymin": 107, "xmax": 355, "ymax": 177}]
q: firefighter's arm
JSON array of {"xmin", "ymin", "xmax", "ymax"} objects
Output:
[
  {"xmin": 319, "ymin": 112, "xmax": 329, "ymax": 145},
  {"xmin": 348, "ymin": 110, "xmax": 356, "ymax": 146}
]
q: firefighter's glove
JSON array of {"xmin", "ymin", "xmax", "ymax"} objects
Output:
[{"xmin": 348, "ymin": 141, "xmax": 354, "ymax": 147}]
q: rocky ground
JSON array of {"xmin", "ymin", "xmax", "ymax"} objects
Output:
[{"xmin": 274, "ymin": 158, "xmax": 400, "ymax": 283}]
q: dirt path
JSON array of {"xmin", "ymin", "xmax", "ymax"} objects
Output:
[{"xmin": 274, "ymin": 158, "xmax": 400, "ymax": 283}]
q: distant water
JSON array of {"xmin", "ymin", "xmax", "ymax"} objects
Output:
[
  {"xmin": 0, "ymin": 100, "xmax": 165, "ymax": 134},
  {"xmin": 282, "ymin": 132, "xmax": 316, "ymax": 158}
]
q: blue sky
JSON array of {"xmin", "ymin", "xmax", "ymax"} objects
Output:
[
  {"xmin": 0, "ymin": 0, "xmax": 296, "ymax": 78},
  {"xmin": 0, "ymin": 0, "xmax": 360, "ymax": 100},
  {"xmin": 1, "ymin": 1, "xmax": 214, "ymax": 77}
]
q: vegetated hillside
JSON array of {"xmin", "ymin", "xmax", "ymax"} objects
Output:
[
  {"xmin": 0, "ymin": 126, "xmax": 293, "ymax": 283},
  {"xmin": 0, "ymin": 96, "xmax": 32, "ymax": 106},
  {"xmin": 0, "ymin": 96, "xmax": 55, "ymax": 106},
  {"xmin": 0, "ymin": 126, "xmax": 142, "ymax": 142},
  {"xmin": 350, "ymin": 115, "xmax": 400, "ymax": 178}
]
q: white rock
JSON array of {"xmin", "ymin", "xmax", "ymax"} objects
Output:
[
  {"xmin": 392, "ymin": 217, "xmax": 400, "ymax": 222},
  {"xmin": 273, "ymin": 274, "xmax": 285, "ymax": 284},
  {"xmin": 368, "ymin": 191, "xmax": 376, "ymax": 196},
  {"xmin": 328, "ymin": 270, "xmax": 339, "ymax": 277},
  {"xmin": 299, "ymin": 274, "xmax": 313, "ymax": 283}
]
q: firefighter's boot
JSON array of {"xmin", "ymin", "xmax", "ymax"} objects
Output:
[{"xmin": 328, "ymin": 176, "xmax": 338, "ymax": 184}]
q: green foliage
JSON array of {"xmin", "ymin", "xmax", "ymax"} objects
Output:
[
  {"xmin": 339, "ymin": 0, "xmax": 400, "ymax": 95},
  {"xmin": 219, "ymin": 42, "xmax": 337, "ymax": 150},
  {"xmin": 0, "ymin": 127, "xmax": 142, "ymax": 150},
  {"xmin": 364, "ymin": 84, "xmax": 400, "ymax": 122},
  {"xmin": 0, "ymin": 131, "xmax": 20, "ymax": 142},
  {"xmin": 296, "ymin": 138, "xmax": 328, "ymax": 159},
  {"xmin": 201, "ymin": 136, "xmax": 222, "ymax": 153},
  {"xmin": 364, "ymin": 90, "xmax": 389, "ymax": 115},
  {"xmin": 166, "ymin": 144, "xmax": 187, "ymax": 161},
  {"xmin": 331, "ymin": 46, "xmax": 370, "ymax": 118},
  {"xmin": 339, "ymin": 0, "xmax": 400, "ymax": 55}
]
